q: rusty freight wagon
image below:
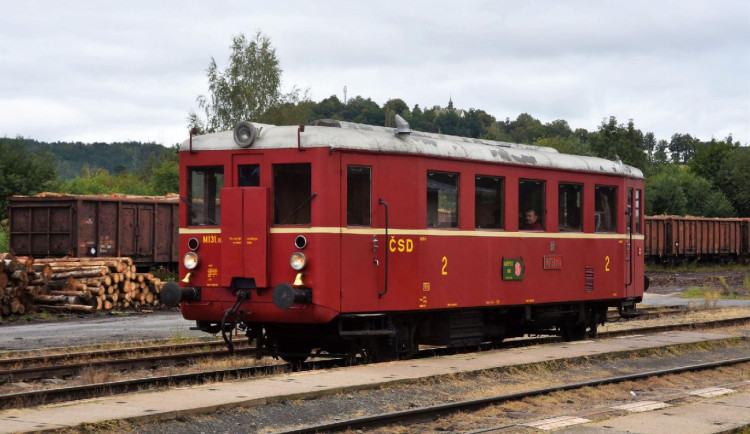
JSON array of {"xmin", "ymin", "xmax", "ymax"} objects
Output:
[
  {"xmin": 8, "ymin": 194, "xmax": 179, "ymax": 266},
  {"xmin": 644, "ymin": 215, "xmax": 750, "ymax": 263}
]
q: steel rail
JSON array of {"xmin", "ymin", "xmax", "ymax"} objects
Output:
[
  {"xmin": 0, "ymin": 339, "xmax": 233, "ymax": 370},
  {"xmin": 0, "ymin": 347, "xmax": 258, "ymax": 383},
  {"xmin": 281, "ymin": 355, "xmax": 750, "ymax": 433},
  {"xmin": 1, "ymin": 315, "xmax": 748, "ymax": 410},
  {"xmin": 0, "ymin": 304, "xmax": 705, "ymax": 369},
  {"xmin": 0, "ymin": 358, "xmax": 342, "ymax": 409}
]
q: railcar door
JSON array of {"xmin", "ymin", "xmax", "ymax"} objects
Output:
[
  {"xmin": 625, "ymin": 182, "xmax": 644, "ymax": 298},
  {"xmin": 340, "ymin": 154, "xmax": 381, "ymax": 312},
  {"xmin": 220, "ymin": 154, "xmax": 269, "ymax": 288}
]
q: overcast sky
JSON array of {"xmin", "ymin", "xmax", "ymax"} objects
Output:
[{"xmin": 1, "ymin": 0, "xmax": 748, "ymax": 147}]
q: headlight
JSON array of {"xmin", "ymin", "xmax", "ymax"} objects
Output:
[
  {"xmin": 183, "ymin": 252, "xmax": 199, "ymax": 270},
  {"xmin": 290, "ymin": 252, "xmax": 307, "ymax": 271}
]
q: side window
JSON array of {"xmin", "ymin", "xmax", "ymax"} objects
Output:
[
  {"xmin": 274, "ymin": 163, "xmax": 311, "ymax": 225},
  {"xmin": 595, "ymin": 186, "xmax": 617, "ymax": 232},
  {"xmin": 627, "ymin": 188, "xmax": 633, "ymax": 233},
  {"xmin": 475, "ymin": 175, "xmax": 504, "ymax": 229},
  {"xmin": 635, "ymin": 189, "xmax": 642, "ymax": 234},
  {"xmin": 188, "ymin": 166, "xmax": 224, "ymax": 226},
  {"xmin": 347, "ymin": 165, "xmax": 371, "ymax": 226},
  {"xmin": 558, "ymin": 183, "xmax": 582, "ymax": 232},
  {"xmin": 519, "ymin": 179, "xmax": 545, "ymax": 231},
  {"xmin": 427, "ymin": 171, "xmax": 459, "ymax": 228},
  {"xmin": 238, "ymin": 164, "xmax": 260, "ymax": 187}
]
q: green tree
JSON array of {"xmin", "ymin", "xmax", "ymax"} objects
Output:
[
  {"xmin": 589, "ymin": 117, "xmax": 648, "ymax": 170},
  {"xmin": 0, "ymin": 137, "xmax": 57, "ymax": 219},
  {"xmin": 716, "ymin": 146, "xmax": 750, "ymax": 216},
  {"xmin": 151, "ymin": 160, "xmax": 179, "ymax": 195},
  {"xmin": 57, "ymin": 169, "xmax": 152, "ymax": 196},
  {"xmin": 688, "ymin": 135, "xmax": 738, "ymax": 185},
  {"xmin": 645, "ymin": 165, "xmax": 735, "ymax": 217},
  {"xmin": 310, "ymin": 95, "xmax": 346, "ymax": 121},
  {"xmin": 534, "ymin": 136, "xmax": 594, "ymax": 156},
  {"xmin": 668, "ymin": 133, "xmax": 700, "ymax": 164},
  {"xmin": 190, "ymin": 31, "xmax": 282, "ymax": 133}
]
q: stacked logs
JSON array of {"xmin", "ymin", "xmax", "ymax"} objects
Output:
[
  {"xmin": 0, "ymin": 254, "xmax": 50, "ymax": 316},
  {"xmin": 0, "ymin": 255, "xmax": 167, "ymax": 316}
]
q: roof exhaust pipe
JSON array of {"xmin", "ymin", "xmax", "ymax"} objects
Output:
[{"xmin": 394, "ymin": 114, "xmax": 411, "ymax": 135}]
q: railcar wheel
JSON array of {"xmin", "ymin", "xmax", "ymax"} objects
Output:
[
  {"xmin": 369, "ymin": 337, "xmax": 399, "ymax": 362},
  {"xmin": 561, "ymin": 323, "xmax": 586, "ymax": 341},
  {"xmin": 277, "ymin": 341, "xmax": 312, "ymax": 368}
]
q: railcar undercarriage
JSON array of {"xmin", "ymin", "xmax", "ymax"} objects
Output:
[{"xmin": 195, "ymin": 299, "xmax": 641, "ymax": 363}]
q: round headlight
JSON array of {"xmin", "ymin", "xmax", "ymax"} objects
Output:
[
  {"xmin": 187, "ymin": 237, "xmax": 200, "ymax": 251},
  {"xmin": 183, "ymin": 252, "xmax": 199, "ymax": 270},
  {"xmin": 290, "ymin": 252, "xmax": 307, "ymax": 271}
]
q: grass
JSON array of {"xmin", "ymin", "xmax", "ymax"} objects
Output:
[{"xmin": 681, "ymin": 284, "xmax": 750, "ymax": 303}]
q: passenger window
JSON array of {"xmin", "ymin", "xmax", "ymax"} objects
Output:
[
  {"xmin": 519, "ymin": 179, "xmax": 545, "ymax": 231},
  {"xmin": 627, "ymin": 188, "xmax": 633, "ymax": 233},
  {"xmin": 427, "ymin": 171, "xmax": 459, "ymax": 228},
  {"xmin": 635, "ymin": 189, "xmax": 642, "ymax": 234},
  {"xmin": 273, "ymin": 163, "xmax": 312, "ymax": 225},
  {"xmin": 188, "ymin": 166, "xmax": 224, "ymax": 226},
  {"xmin": 475, "ymin": 175, "xmax": 504, "ymax": 229},
  {"xmin": 558, "ymin": 183, "xmax": 582, "ymax": 232},
  {"xmin": 347, "ymin": 166, "xmax": 371, "ymax": 226},
  {"xmin": 595, "ymin": 186, "xmax": 617, "ymax": 232},
  {"xmin": 238, "ymin": 164, "xmax": 260, "ymax": 187}
]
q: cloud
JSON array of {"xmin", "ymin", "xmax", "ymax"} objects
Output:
[{"xmin": 0, "ymin": 0, "xmax": 747, "ymax": 145}]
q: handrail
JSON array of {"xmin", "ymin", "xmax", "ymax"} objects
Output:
[{"xmin": 378, "ymin": 198, "xmax": 388, "ymax": 298}]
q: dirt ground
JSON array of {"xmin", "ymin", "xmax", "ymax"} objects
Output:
[{"xmin": 647, "ymin": 268, "xmax": 750, "ymax": 296}]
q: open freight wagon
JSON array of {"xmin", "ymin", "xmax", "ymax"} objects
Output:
[{"xmin": 8, "ymin": 194, "xmax": 179, "ymax": 266}]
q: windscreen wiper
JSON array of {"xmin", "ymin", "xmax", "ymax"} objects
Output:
[{"xmin": 279, "ymin": 193, "xmax": 317, "ymax": 224}]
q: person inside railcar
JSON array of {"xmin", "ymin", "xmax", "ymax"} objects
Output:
[
  {"xmin": 519, "ymin": 179, "xmax": 545, "ymax": 231},
  {"xmin": 521, "ymin": 209, "xmax": 543, "ymax": 230}
]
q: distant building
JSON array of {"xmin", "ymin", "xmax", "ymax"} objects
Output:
[{"xmin": 437, "ymin": 96, "xmax": 465, "ymax": 118}]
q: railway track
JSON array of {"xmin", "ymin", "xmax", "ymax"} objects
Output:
[
  {"xmin": 1, "ymin": 314, "xmax": 749, "ymax": 410},
  {"xmin": 282, "ymin": 355, "xmax": 750, "ymax": 433}
]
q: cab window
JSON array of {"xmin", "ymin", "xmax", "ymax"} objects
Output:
[
  {"xmin": 595, "ymin": 186, "xmax": 617, "ymax": 232},
  {"xmin": 475, "ymin": 175, "xmax": 504, "ymax": 229},
  {"xmin": 519, "ymin": 179, "xmax": 545, "ymax": 230},
  {"xmin": 558, "ymin": 183, "xmax": 582, "ymax": 232},
  {"xmin": 427, "ymin": 171, "xmax": 459, "ymax": 228},
  {"xmin": 238, "ymin": 164, "xmax": 260, "ymax": 187},
  {"xmin": 274, "ymin": 163, "xmax": 312, "ymax": 225},
  {"xmin": 188, "ymin": 166, "xmax": 224, "ymax": 226},
  {"xmin": 347, "ymin": 166, "xmax": 371, "ymax": 226}
]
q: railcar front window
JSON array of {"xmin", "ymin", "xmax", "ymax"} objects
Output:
[
  {"xmin": 558, "ymin": 183, "xmax": 582, "ymax": 232},
  {"xmin": 188, "ymin": 166, "xmax": 224, "ymax": 226},
  {"xmin": 347, "ymin": 166, "xmax": 371, "ymax": 226},
  {"xmin": 519, "ymin": 179, "xmax": 545, "ymax": 231},
  {"xmin": 427, "ymin": 171, "xmax": 459, "ymax": 228},
  {"xmin": 238, "ymin": 164, "xmax": 260, "ymax": 187},
  {"xmin": 595, "ymin": 186, "xmax": 617, "ymax": 232},
  {"xmin": 475, "ymin": 175, "xmax": 504, "ymax": 229},
  {"xmin": 274, "ymin": 163, "xmax": 312, "ymax": 225}
]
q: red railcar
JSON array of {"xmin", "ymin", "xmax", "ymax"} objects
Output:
[{"xmin": 163, "ymin": 117, "xmax": 646, "ymax": 361}]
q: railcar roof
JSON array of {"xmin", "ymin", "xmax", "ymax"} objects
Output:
[{"xmin": 181, "ymin": 121, "xmax": 644, "ymax": 178}]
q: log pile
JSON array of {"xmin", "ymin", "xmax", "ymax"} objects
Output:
[{"xmin": 0, "ymin": 255, "xmax": 167, "ymax": 317}]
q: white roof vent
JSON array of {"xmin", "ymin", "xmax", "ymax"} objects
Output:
[{"xmin": 394, "ymin": 114, "xmax": 411, "ymax": 135}]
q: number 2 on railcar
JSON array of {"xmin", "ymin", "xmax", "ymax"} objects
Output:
[{"xmin": 162, "ymin": 116, "xmax": 647, "ymax": 362}]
